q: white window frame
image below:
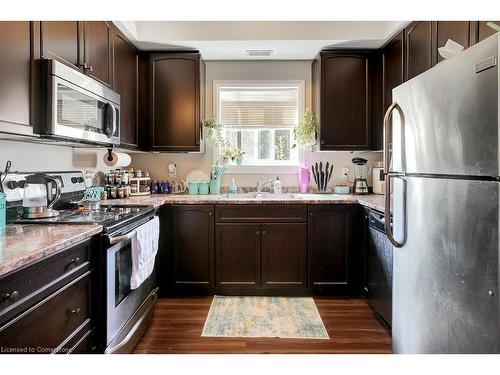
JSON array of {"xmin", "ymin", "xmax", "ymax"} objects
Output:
[{"xmin": 212, "ymin": 80, "xmax": 305, "ymax": 174}]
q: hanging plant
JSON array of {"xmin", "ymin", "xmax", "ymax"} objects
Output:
[
  {"xmin": 202, "ymin": 116, "xmax": 225, "ymax": 147},
  {"xmin": 292, "ymin": 109, "xmax": 317, "ymax": 149}
]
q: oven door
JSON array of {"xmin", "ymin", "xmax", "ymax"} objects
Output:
[{"xmin": 105, "ymin": 230, "xmax": 155, "ymax": 346}]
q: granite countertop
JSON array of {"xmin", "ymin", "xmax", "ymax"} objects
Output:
[
  {"xmin": 0, "ymin": 224, "xmax": 103, "ymax": 278},
  {"xmin": 0, "ymin": 193, "xmax": 385, "ymax": 278},
  {"xmin": 105, "ymin": 193, "xmax": 386, "ymax": 212}
]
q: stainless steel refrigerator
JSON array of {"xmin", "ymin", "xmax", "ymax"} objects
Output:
[{"xmin": 383, "ymin": 33, "xmax": 499, "ymax": 353}]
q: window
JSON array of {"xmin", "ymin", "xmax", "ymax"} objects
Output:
[{"xmin": 214, "ymin": 81, "xmax": 303, "ymax": 171}]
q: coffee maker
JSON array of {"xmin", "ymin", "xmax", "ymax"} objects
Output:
[{"xmin": 352, "ymin": 157, "xmax": 369, "ymax": 195}]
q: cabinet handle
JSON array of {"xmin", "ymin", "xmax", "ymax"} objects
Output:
[
  {"xmin": 67, "ymin": 257, "xmax": 81, "ymax": 268},
  {"xmin": 310, "ymin": 212, "xmax": 314, "ymax": 216},
  {"xmin": 262, "ymin": 230, "xmax": 267, "ymax": 235},
  {"xmin": 68, "ymin": 307, "xmax": 81, "ymax": 316},
  {"xmin": 320, "ymin": 139, "xmax": 325, "ymax": 145},
  {"xmin": 83, "ymin": 63, "xmax": 93, "ymax": 72},
  {"xmin": 208, "ymin": 212, "xmax": 213, "ymax": 216},
  {"xmin": 256, "ymin": 230, "xmax": 260, "ymax": 235},
  {"xmin": 1, "ymin": 290, "xmax": 19, "ymax": 303}
]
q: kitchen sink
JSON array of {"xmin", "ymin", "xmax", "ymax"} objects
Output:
[{"xmin": 220, "ymin": 192, "xmax": 302, "ymax": 200}]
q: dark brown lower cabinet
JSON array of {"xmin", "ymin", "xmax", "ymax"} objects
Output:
[
  {"xmin": 308, "ymin": 205, "xmax": 352, "ymax": 294},
  {"xmin": 261, "ymin": 223, "xmax": 307, "ymax": 290},
  {"xmin": 0, "ymin": 238, "xmax": 96, "ymax": 354},
  {"xmin": 215, "ymin": 223, "xmax": 261, "ymax": 292},
  {"xmin": 171, "ymin": 205, "xmax": 214, "ymax": 293},
  {"xmin": 166, "ymin": 204, "xmax": 358, "ymax": 296}
]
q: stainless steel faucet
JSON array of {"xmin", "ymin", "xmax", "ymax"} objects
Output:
[{"xmin": 256, "ymin": 178, "xmax": 273, "ymax": 193}]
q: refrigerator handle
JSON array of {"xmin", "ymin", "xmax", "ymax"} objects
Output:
[{"xmin": 383, "ymin": 102, "xmax": 406, "ymax": 248}]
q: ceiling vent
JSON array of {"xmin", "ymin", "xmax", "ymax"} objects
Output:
[{"xmin": 246, "ymin": 49, "xmax": 273, "ymax": 57}]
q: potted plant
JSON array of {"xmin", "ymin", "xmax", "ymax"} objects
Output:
[
  {"xmin": 221, "ymin": 147, "xmax": 245, "ymax": 166},
  {"xmin": 292, "ymin": 109, "xmax": 317, "ymax": 149},
  {"xmin": 202, "ymin": 116, "xmax": 224, "ymax": 147}
]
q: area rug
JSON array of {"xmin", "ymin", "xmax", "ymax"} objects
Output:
[{"xmin": 201, "ymin": 296, "xmax": 329, "ymax": 339}]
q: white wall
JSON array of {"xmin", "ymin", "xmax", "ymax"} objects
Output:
[
  {"xmin": 130, "ymin": 60, "xmax": 382, "ymax": 190},
  {"xmin": 0, "ymin": 139, "xmax": 114, "ymax": 176}
]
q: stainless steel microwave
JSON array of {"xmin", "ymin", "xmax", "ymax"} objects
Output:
[{"xmin": 40, "ymin": 59, "xmax": 120, "ymax": 145}]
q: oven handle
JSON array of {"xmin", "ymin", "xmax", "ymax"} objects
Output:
[{"xmin": 109, "ymin": 230, "xmax": 137, "ymax": 245}]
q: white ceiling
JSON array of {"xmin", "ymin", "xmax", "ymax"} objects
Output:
[{"xmin": 114, "ymin": 21, "xmax": 407, "ymax": 60}]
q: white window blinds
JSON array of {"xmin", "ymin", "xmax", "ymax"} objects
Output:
[{"xmin": 218, "ymin": 86, "xmax": 299, "ymax": 128}]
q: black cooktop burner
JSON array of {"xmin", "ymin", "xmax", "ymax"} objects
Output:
[{"xmin": 12, "ymin": 205, "xmax": 155, "ymax": 229}]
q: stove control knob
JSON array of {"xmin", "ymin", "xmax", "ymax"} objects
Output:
[
  {"xmin": 71, "ymin": 177, "xmax": 78, "ymax": 183},
  {"xmin": 18, "ymin": 180, "xmax": 25, "ymax": 188},
  {"xmin": 77, "ymin": 177, "xmax": 84, "ymax": 183},
  {"xmin": 6, "ymin": 181, "xmax": 17, "ymax": 189}
]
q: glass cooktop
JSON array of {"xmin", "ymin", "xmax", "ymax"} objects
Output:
[{"xmin": 12, "ymin": 205, "xmax": 154, "ymax": 228}]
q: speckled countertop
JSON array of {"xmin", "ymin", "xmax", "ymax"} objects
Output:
[
  {"xmin": 105, "ymin": 193, "xmax": 386, "ymax": 212},
  {"xmin": 0, "ymin": 224, "xmax": 103, "ymax": 277},
  {"xmin": 0, "ymin": 193, "xmax": 385, "ymax": 278}
]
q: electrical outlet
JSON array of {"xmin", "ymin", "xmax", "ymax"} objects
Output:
[{"xmin": 341, "ymin": 167, "xmax": 350, "ymax": 180}]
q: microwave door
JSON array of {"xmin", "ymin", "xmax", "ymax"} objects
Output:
[{"xmin": 48, "ymin": 76, "xmax": 120, "ymax": 145}]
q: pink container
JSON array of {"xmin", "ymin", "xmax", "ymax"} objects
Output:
[{"xmin": 299, "ymin": 167, "xmax": 310, "ymax": 193}]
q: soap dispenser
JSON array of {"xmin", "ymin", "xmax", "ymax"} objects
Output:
[
  {"xmin": 229, "ymin": 178, "xmax": 238, "ymax": 194},
  {"xmin": 272, "ymin": 177, "xmax": 282, "ymax": 194}
]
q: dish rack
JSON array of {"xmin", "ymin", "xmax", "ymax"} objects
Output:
[{"xmin": 130, "ymin": 177, "xmax": 151, "ymax": 196}]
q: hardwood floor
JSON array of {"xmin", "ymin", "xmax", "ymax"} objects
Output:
[{"xmin": 134, "ymin": 297, "xmax": 392, "ymax": 354}]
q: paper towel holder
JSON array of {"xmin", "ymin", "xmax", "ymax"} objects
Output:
[{"xmin": 106, "ymin": 148, "xmax": 113, "ymax": 162}]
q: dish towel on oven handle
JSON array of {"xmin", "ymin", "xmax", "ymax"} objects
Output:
[{"xmin": 130, "ymin": 216, "xmax": 160, "ymax": 289}]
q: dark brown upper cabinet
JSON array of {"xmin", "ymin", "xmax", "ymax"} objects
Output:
[
  {"xmin": 40, "ymin": 21, "xmax": 81, "ymax": 69},
  {"xmin": 83, "ymin": 21, "xmax": 113, "ymax": 86},
  {"xmin": 404, "ymin": 21, "xmax": 433, "ymax": 81},
  {"xmin": 0, "ymin": 22, "xmax": 34, "ymax": 136},
  {"xmin": 476, "ymin": 21, "xmax": 500, "ymax": 43},
  {"xmin": 112, "ymin": 26, "xmax": 138, "ymax": 148},
  {"xmin": 434, "ymin": 21, "xmax": 473, "ymax": 63},
  {"xmin": 148, "ymin": 52, "xmax": 203, "ymax": 152},
  {"xmin": 313, "ymin": 51, "xmax": 371, "ymax": 151}
]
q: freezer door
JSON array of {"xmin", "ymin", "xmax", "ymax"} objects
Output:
[
  {"xmin": 392, "ymin": 176, "xmax": 499, "ymax": 353},
  {"xmin": 391, "ymin": 34, "xmax": 499, "ymax": 176}
]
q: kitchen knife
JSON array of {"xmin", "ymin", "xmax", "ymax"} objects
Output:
[
  {"xmin": 328, "ymin": 164, "xmax": 334, "ymax": 184},
  {"xmin": 311, "ymin": 165, "xmax": 318, "ymax": 185},
  {"xmin": 325, "ymin": 162, "xmax": 330, "ymax": 189}
]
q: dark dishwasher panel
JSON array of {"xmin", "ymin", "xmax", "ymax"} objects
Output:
[{"xmin": 365, "ymin": 209, "xmax": 393, "ymax": 330}]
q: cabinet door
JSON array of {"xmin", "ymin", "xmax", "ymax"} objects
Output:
[
  {"xmin": 149, "ymin": 53, "xmax": 201, "ymax": 151},
  {"xmin": 404, "ymin": 21, "xmax": 433, "ymax": 80},
  {"xmin": 261, "ymin": 223, "xmax": 307, "ymax": 290},
  {"xmin": 171, "ymin": 205, "xmax": 214, "ymax": 292},
  {"xmin": 308, "ymin": 205, "xmax": 351, "ymax": 293},
  {"xmin": 477, "ymin": 21, "xmax": 500, "ymax": 42},
  {"xmin": 113, "ymin": 27, "xmax": 138, "ymax": 148},
  {"xmin": 434, "ymin": 21, "xmax": 473, "ymax": 63},
  {"xmin": 215, "ymin": 223, "xmax": 261, "ymax": 291},
  {"xmin": 320, "ymin": 53, "xmax": 370, "ymax": 150},
  {"xmin": 383, "ymin": 31, "xmax": 404, "ymax": 112},
  {"xmin": 83, "ymin": 21, "xmax": 112, "ymax": 85},
  {"xmin": 0, "ymin": 22, "xmax": 33, "ymax": 135},
  {"xmin": 40, "ymin": 21, "xmax": 80, "ymax": 68}
]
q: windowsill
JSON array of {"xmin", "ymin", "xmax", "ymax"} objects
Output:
[{"xmin": 223, "ymin": 165, "xmax": 300, "ymax": 175}]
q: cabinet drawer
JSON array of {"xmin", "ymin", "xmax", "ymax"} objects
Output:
[
  {"xmin": 216, "ymin": 205, "xmax": 307, "ymax": 223},
  {"xmin": 0, "ymin": 239, "xmax": 92, "ymax": 325},
  {"xmin": 0, "ymin": 271, "xmax": 92, "ymax": 353}
]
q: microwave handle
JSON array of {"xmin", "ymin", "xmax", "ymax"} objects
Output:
[{"xmin": 110, "ymin": 103, "xmax": 117, "ymax": 138}]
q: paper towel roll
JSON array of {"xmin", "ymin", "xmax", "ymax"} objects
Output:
[{"xmin": 103, "ymin": 151, "xmax": 131, "ymax": 167}]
